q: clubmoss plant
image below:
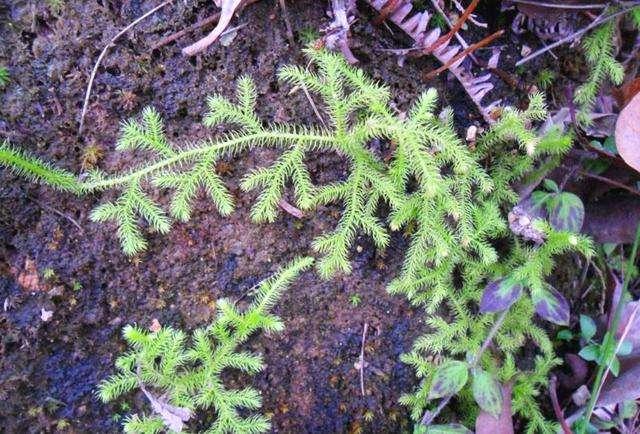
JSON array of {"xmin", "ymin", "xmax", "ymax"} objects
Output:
[
  {"xmin": 574, "ymin": 6, "xmax": 640, "ymax": 124},
  {"xmin": 98, "ymin": 256, "xmax": 313, "ymax": 434},
  {"xmin": 1, "ymin": 48, "xmax": 594, "ymax": 431}
]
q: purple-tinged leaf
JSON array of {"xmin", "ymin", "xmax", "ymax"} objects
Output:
[
  {"xmin": 428, "ymin": 361, "xmax": 469, "ymax": 399},
  {"xmin": 475, "ymin": 382, "xmax": 514, "ymax": 434},
  {"xmin": 422, "ymin": 424, "xmax": 473, "ymax": 434},
  {"xmin": 548, "ymin": 192, "xmax": 585, "ymax": 233},
  {"xmin": 532, "ymin": 284, "xmax": 570, "ymax": 325},
  {"xmin": 480, "ymin": 278, "xmax": 523, "ymax": 313},
  {"xmin": 472, "ymin": 369, "xmax": 503, "ymax": 418}
]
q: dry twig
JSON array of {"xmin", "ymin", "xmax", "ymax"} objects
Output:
[
  {"xmin": 79, "ymin": 0, "xmax": 174, "ymax": 136},
  {"xmin": 549, "ymin": 375, "xmax": 573, "ymax": 434},
  {"xmin": 358, "ymin": 322, "xmax": 369, "ymax": 397},
  {"xmin": 424, "ymin": 30, "xmax": 504, "ymax": 80},
  {"xmin": 516, "ymin": 4, "xmax": 639, "ymax": 66}
]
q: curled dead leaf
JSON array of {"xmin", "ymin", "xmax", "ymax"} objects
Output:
[
  {"xmin": 141, "ymin": 385, "xmax": 192, "ymax": 432},
  {"xmin": 615, "ymin": 92, "xmax": 640, "ymax": 173}
]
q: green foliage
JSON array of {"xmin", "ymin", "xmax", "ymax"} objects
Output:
[
  {"xmin": 1, "ymin": 49, "xmax": 596, "ymax": 431},
  {"xmin": 392, "ymin": 94, "xmax": 592, "ymax": 432},
  {"xmin": 0, "ymin": 67, "xmax": 9, "ymax": 88},
  {"xmin": 532, "ymin": 181, "xmax": 585, "ymax": 233},
  {"xmin": 471, "ymin": 369, "xmax": 502, "ymax": 417},
  {"xmin": 46, "ymin": 0, "xmax": 65, "ymax": 14},
  {"xmin": 536, "ymin": 69, "xmax": 556, "ymax": 90},
  {"xmin": 574, "ymin": 16, "xmax": 624, "ymax": 124},
  {"xmin": 0, "ymin": 141, "xmax": 79, "ymax": 192},
  {"xmin": 98, "ymin": 256, "xmax": 313, "ymax": 434}
]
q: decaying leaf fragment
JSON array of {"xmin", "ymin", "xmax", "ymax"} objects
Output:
[
  {"xmin": 141, "ymin": 385, "xmax": 193, "ymax": 432},
  {"xmin": 615, "ymin": 92, "xmax": 640, "ymax": 173},
  {"xmin": 182, "ymin": 0, "xmax": 245, "ymax": 56}
]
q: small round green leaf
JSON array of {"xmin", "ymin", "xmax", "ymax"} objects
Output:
[
  {"xmin": 579, "ymin": 344, "xmax": 600, "ymax": 362},
  {"xmin": 557, "ymin": 329, "xmax": 574, "ymax": 341},
  {"xmin": 543, "ymin": 179, "xmax": 559, "ymax": 193},
  {"xmin": 548, "ymin": 192, "xmax": 585, "ymax": 233},
  {"xmin": 580, "ymin": 314, "xmax": 597, "ymax": 341},
  {"xmin": 472, "ymin": 369, "xmax": 503, "ymax": 418},
  {"xmin": 428, "ymin": 361, "xmax": 469, "ymax": 399},
  {"xmin": 617, "ymin": 340, "xmax": 633, "ymax": 357}
]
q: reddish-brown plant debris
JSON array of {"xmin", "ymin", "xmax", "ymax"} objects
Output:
[{"xmin": 366, "ymin": 0, "xmax": 503, "ymax": 123}]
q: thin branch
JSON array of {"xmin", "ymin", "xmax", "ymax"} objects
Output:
[
  {"xmin": 359, "ymin": 322, "xmax": 369, "ymax": 397},
  {"xmin": 78, "ymin": 0, "xmax": 174, "ymax": 136},
  {"xmin": 421, "ymin": 308, "xmax": 509, "ymax": 427},
  {"xmin": 28, "ymin": 196, "xmax": 85, "ymax": 234},
  {"xmin": 550, "ymin": 375, "xmax": 573, "ymax": 434},
  {"xmin": 424, "ymin": 30, "xmax": 504, "ymax": 80},
  {"xmin": 151, "ymin": 12, "xmax": 221, "ymax": 50},
  {"xmin": 430, "ymin": 0, "xmax": 479, "ymax": 64},
  {"xmin": 574, "ymin": 169, "xmax": 640, "ymax": 198},
  {"xmin": 511, "ymin": 0, "xmax": 608, "ymax": 10},
  {"xmin": 278, "ymin": 0, "xmax": 295, "ymax": 46},
  {"xmin": 372, "ymin": 0, "xmax": 402, "ymax": 26},
  {"xmin": 421, "ymin": 0, "xmax": 479, "ymax": 56},
  {"xmin": 516, "ymin": 5, "xmax": 638, "ymax": 67}
]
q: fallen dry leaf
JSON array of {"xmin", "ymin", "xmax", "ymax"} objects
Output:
[
  {"xmin": 597, "ymin": 357, "xmax": 640, "ymax": 406},
  {"xmin": 141, "ymin": 385, "xmax": 192, "ymax": 432},
  {"xmin": 613, "ymin": 77, "xmax": 640, "ymax": 108},
  {"xmin": 615, "ymin": 299, "xmax": 640, "ymax": 357},
  {"xmin": 615, "ymin": 92, "xmax": 640, "ymax": 173},
  {"xmin": 476, "ymin": 382, "xmax": 514, "ymax": 434}
]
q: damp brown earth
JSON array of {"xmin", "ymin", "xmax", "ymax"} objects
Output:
[{"xmin": 0, "ymin": 1, "xmax": 530, "ymax": 432}]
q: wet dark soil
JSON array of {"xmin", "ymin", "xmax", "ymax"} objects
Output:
[{"xmin": 0, "ymin": 1, "xmax": 529, "ymax": 433}]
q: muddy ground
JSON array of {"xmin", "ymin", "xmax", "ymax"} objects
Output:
[{"xmin": 0, "ymin": 1, "xmax": 558, "ymax": 433}]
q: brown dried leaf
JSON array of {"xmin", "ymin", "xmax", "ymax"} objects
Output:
[
  {"xmin": 475, "ymin": 382, "xmax": 514, "ymax": 434},
  {"xmin": 615, "ymin": 92, "xmax": 640, "ymax": 173},
  {"xmin": 141, "ymin": 386, "xmax": 192, "ymax": 432}
]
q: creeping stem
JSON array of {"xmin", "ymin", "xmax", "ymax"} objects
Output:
[{"xmin": 79, "ymin": 131, "xmax": 334, "ymax": 192}]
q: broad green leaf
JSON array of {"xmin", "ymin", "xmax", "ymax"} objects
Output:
[
  {"xmin": 428, "ymin": 361, "xmax": 469, "ymax": 399},
  {"xmin": 580, "ymin": 314, "xmax": 597, "ymax": 341},
  {"xmin": 579, "ymin": 344, "xmax": 600, "ymax": 362},
  {"xmin": 472, "ymin": 369, "xmax": 503, "ymax": 417},
  {"xmin": 532, "ymin": 284, "xmax": 570, "ymax": 325},
  {"xmin": 531, "ymin": 190, "xmax": 552, "ymax": 208},
  {"xmin": 479, "ymin": 277, "xmax": 523, "ymax": 313},
  {"xmin": 543, "ymin": 178, "xmax": 559, "ymax": 193},
  {"xmin": 548, "ymin": 192, "xmax": 585, "ymax": 233}
]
